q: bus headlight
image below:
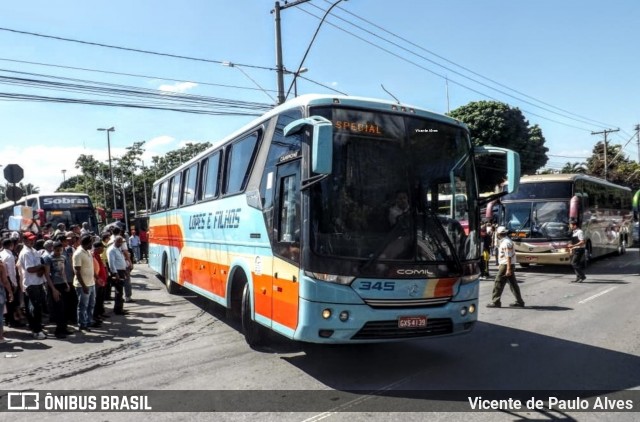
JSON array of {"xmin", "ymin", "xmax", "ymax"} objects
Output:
[
  {"xmin": 322, "ymin": 309, "xmax": 332, "ymax": 319},
  {"xmin": 305, "ymin": 271, "xmax": 355, "ymax": 285}
]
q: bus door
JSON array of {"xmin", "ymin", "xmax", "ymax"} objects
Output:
[{"xmin": 271, "ymin": 159, "xmax": 301, "ymax": 331}]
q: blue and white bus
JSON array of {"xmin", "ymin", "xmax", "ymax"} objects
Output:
[{"xmin": 148, "ymin": 94, "xmax": 520, "ymax": 346}]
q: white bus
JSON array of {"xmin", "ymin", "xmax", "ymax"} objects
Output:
[
  {"xmin": 0, "ymin": 192, "xmax": 99, "ymax": 233},
  {"xmin": 488, "ymin": 174, "xmax": 632, "ymax": 266}
]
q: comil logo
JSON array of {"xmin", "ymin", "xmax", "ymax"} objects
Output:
[{"xmin": 7, "ymin": 392, "xmax": 40, "ymax": 410}]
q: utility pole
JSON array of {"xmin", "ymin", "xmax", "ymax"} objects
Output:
[
  {"xmin": 635, "ymin": 124, "xmax": 640, "ymax": 163},
  {"xmin": 273, "ymin": 0, "xmax": 311, "ymax": 105},
  {"xmin": 591, "ymin": 128, "xmax": 620, "ymax": 181}
]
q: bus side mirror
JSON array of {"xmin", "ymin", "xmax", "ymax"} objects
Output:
[
  {"xmin": 474, "ymin": 145, "xmax": 521, "ymax": 193},
  {"xmin": 284, "ymin": 116, "xmax": 333, "ymax": 174}
]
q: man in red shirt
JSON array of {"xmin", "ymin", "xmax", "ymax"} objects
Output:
[{"xmin": 138, "ymin": 228, "xmax": 149, "ymax": 263}]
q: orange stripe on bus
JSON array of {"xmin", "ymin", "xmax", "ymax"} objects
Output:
[
  {"xmin": 149, "ymin": 224, "xmax": 185, "ymax": 250},
  {"xmin": 178, "ymin": 254, "xmax": 299, "ymax": 331},
  {"xmin": 180, "ymin": 257, "xmax": 227, "ymax": 298},
  {"xmin": 433, "ymin": 278, "xmax": 456, "ymax": 297}
]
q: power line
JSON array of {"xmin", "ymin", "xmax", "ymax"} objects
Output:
[
  {"xmin": 299, "ymin": 2, "xmax": 629, "ymax": 134},
  {"xmin": 294, "ymin": 6, "xmax": 596, "ymax": 132},
  {"xmin": 0, "ymin": 26, "xmax": 273, "ymax": 71},
  {"xmin": 320, "ymin": 0, "xmax": 619, "ymax": 130},
  {"xmin": 0, "ymin": 57, "xmax": 279, "ymax": 93}
]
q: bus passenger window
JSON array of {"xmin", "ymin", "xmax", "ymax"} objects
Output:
[
  {"xmin": 182, "ymin": 164, "xmax": 198, "ymax": 205},
  {"xmin": 202, "ymin": 152, "xmax": 220, "ymax": 200},
  {"xmin": 225, "ymin": 133, "xmax": 259, "ymax": 195},
  {"xmin": 158, "ymin": 181, "xmax": 169, "ymax": 210},
  {"xmin": 169, "ymin": 174, "xmax": 181, "ymax": 208}
]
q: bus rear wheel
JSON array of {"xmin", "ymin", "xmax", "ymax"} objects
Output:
[
  {"xmin": 162, "ymin": 255, "xmax": 180, "ymax": 295},
  {"xmin": 241, "ymin": 282, "xmax": 267, "ymax": 348}
]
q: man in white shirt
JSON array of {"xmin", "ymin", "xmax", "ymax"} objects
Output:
[
  {"xmin": 487, "ymin": 226, "xmax": 525, "ymax": 308},
  {"xmin": 0, "ymin": 238, "xmax": 20, "ymax": 327},
  {"xmin": 109, "ymin": 227, "xmax": 134, "ymax": 302},
  {"xmin": 107, "ymin": 236, "xmax": 128, "ymax": 315},
  {"xmin": 19, "ymin": 232, "xmax": 59, "ymax": 339}
]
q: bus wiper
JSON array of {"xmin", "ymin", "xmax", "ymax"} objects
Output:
[{"xmin": 301, "ymin": 174, "xmax": 329, "ymax": 190}]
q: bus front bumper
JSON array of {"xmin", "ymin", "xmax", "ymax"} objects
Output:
[{"xmin": 292, "ymin": 297, "xmax": 478, "ymax": 344}]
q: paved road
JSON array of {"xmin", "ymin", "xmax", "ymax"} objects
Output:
[{"xmin": 1, "ymin": 251, "xmax": 639, "ymax": 421}]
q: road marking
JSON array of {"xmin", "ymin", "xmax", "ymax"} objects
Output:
[
  {"xmin": 578, "ymin": 286, "xmax": 618, "ymax": 304},
  {"xmin": 300, "ymin": 376, "xmax": 414, "ymax": 422}
]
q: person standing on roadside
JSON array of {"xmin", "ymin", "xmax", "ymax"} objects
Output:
[
  {"xmin": 487, "ymin": 226, "xmax": 525, "ymax": 308},
  {"xmin": 73, "ymin": 235, "xmax": 98, "ymax": 331},
  {"xmin": 92, "ymin": 241, "xmax": 108, "ymax": 322},
  {"xmin": 43, "ymin": 241, "xmax": 72, "ymax": 338},
  {"xmin": 107, "ymin": 236, "xmax": 129, "ymax": 315},
  {"xmin": 19, "ymin": 231, "xmax": 59, "ymax": 339},
  {"xmin": 567, "ymin": 218, "xmax": 587, "ymax": 283},
  {"xmin": 0, "ymin": 238, "xmax": 21, "ymax": 328},
  {"xmin": 0, "ymin": 258, "xmax": 14, "ymax": 343}
]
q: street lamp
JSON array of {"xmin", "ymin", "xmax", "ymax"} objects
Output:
[
  {"xmin": 97, "ymin": 127, "xmax": 117, "ymax": 212},
  {"xmin": 282, "ymin": 0, "xmax": 346, "ymax": 101},
  {"xmin": 140, "ymin": 159, "xmax": 149, "ymax": 213},
  {"xmin": 283, "ymin": 67, "xmax": 307, "ymax": 97},
  {"xmin": 222, "ymin": 61, "xmax": 277, "ymax": 103},
  {"xmin": 61, "ymin": 169, "xmax": 66, "ymax": 183}
]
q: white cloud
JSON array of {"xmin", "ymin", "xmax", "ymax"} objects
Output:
[
  {"xmin": 0, "ymin": 135, "xmax": 180, "ymax": 195},
  {"xmin": 157, "ymin": 82, "xmax": 198, "ymax": 93}
]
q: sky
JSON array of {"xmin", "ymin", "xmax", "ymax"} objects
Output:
[{"xmin": 1, "ymin": 0, "xmax": 639, "ymax": 194}]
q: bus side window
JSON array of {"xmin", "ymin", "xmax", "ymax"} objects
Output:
[
  {"xmin": 224, "ymin": 132, "xmax": 260, "ymax": 195},
  {"xmin": 151, "ymin": 185, "xmax": 159, "ymax": 212},
  {"xmin": 181, "ymin": 164, "xmax": 198, "ymax": 206},
  {"xmin": 158, "ymin": 181, "xmax": 169, "ymax": 211},
  {"xmin": 169, "ymin": 174, "xmax": 181, "ymax": 209},
  {"xmin": 201, "ymin": 152, "xmax": 221, "ymax": 201}
]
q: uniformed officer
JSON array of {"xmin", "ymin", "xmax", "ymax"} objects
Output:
[{"xmin": 487, "ymin": 226, "xmax": 525, "ymax": 308}]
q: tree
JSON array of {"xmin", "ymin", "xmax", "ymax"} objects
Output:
[
  {"xmin": 448, "ymin": 101, "xmax": 549, "ymax": 175},
  {"xmin": 560, "ymin": 162, "xmax": 587, "ymax": 174},
  {"xmin": 585, "ymin": 141, "xmax": 640, "ymax": 190},
  {"xmin": 59, "ymin": 140, "xmax": 213, "ymax": 224}
]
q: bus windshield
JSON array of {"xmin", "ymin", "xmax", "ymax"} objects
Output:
[
  {"xmin": 309, "ymin": 107, "xmax": 478, "ymax": 264},
  {"xmin": 504, "ymin": 201, "xmax": 570, "ymax": 239}
]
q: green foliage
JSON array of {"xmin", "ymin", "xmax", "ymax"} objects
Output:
[
  {"xmin": 448, "ymin": 101, "xmax": 549, "ymax": 176},
  {"xmin": 62, "ymin": 140, "xmax": 213, "ymax": 220}
]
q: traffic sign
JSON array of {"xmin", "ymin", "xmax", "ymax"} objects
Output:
[
  {"xmin": 5, "ymin": 185, "xmax": 24, "ymax": 201},
  {"xmin": 3, "ymin": 164, "xmax": 24, "ymax": 184},
  {"xmin": 112, "ymin": 209, "xmax": 124, "ymax": 219}
]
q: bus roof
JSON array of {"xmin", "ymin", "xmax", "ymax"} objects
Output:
[
  {"xmin": 518, "ymin": 173, "xmax": 631, "ymax": 191},
  {"xmin": 154, "ymin": 94, "xmax": 468, "ymax": 185}
]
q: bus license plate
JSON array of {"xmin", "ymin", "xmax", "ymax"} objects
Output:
[
  {"xmin": 525, "ymin": 256, "xmax": 538, "ymax": 262},
  {"xmin": 398, "ymin": 316, "xmax": 427, "ymax": 329}
]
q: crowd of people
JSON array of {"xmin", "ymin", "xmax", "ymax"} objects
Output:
[{"xmin": 0, "ymin": 222, "xmax": 147, "ymax": 344}]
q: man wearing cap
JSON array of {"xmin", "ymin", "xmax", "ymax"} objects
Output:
[
  {"xmin": 73, "ymin": 235, "xmax": 99, "ymax": 331},
  {"xmin": 487, "ymin": 226, "xmax": 525, "ymax": 308},
  {"xmin": 567, "ymin": 219, "xmax": 587, "ymax": 282},
  {"xmin": 18, "ymin": 231, "xmax": 60, "ymax": 339}
]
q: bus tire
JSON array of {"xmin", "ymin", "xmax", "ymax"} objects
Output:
[
  {"xmin": 241, "ymin": 281, "xmax": 267, "ymax": 348},
  {"xmin": 519, "ymin": 263, "xmax": 530, "ymax": 268},
  {"xmin": 162, "ymin": 255, "xmax": 180, "ymax": 295}
]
